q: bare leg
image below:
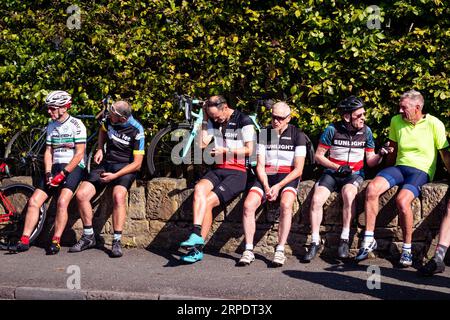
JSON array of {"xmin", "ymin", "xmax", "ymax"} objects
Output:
[
  {"xmin": 277, "ymin": 191, "xmax": 296, "ymax": 247},
  {"xmin": 242, "ymin": 191, "xmax": 262, "ymax": 247},
  {"xmin": 53, "ymin": 188, "xmax": 74, "ymax": 239},
  {"xmin": 75, "ymin": 181, "xmax": 97, "ymax": 227}
]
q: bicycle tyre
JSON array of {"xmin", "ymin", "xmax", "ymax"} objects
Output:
[
  {"xmin": 0, "ymin": 183, "xmax": 47, "ymax": 244},
  {"xmin": 4, "ymin": 129, "xmax": 46, "ymax": 179},
  {"xmin": 147, "ymin": 123, "xmax": 208, "ymax": 181},
  {"xmin": 87, "ymin": 141, "xmax": 103, "ymax": 174}
]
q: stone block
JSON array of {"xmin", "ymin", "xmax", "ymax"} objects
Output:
[
  {"xmin": 421, "ymin": 183, "xmax": 449, "ymax": 228},
  {"xmin": 128, "ymin": 184, "xmax": 146, "ymax": 220},
  {"xmin": 146, "ymin": 178, "xmax": 187, "ymax": 221}
]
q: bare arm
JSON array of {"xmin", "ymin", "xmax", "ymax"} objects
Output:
[
  {"xmin": 108, "ymin": 154, "xmax": 144, "ymax": 178},
  {"xmin": 314, "ymin": 145, "xmax": 339, "ymax": 171},
  {"xmin": 385, "ymin": 140, "xmax": 397, "ymax": 167},
  {"xmin": 440, "ymin": 148, "xmax": 450, "ymax": 174},
  {"xmin": 256, "ymin": 153, "xmax": 269, "ymax": 193},
  {"xmin": 63, "ymin": 143, "xmax": 86, "ymax": 173},
  {"xmin": 276, "ymin": 156, "xmax": 305, "ymax": 189},
  {"xmin": 93, "ymin": 128, "xmax": 107, "ymax": 164},
  {"xmin": 44, "ymin": 145, "xmax": 53, "ymax": 173}
]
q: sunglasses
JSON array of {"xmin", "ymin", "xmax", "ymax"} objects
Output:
[
  {"xmin": 108, "ymin": 104, "xmax": 125, "ymax": 118},
  {"xmin": 47, "ymin": 105, "xmax": 60, "ymax": 111},
  {"xmin": 271, "ymin": 113, "xmax": 290, "ymax": 122}
]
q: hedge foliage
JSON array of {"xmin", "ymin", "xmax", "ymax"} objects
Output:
[{"xmin": 1, "ymin": 0, "xmax": 449, "ymax": 144}]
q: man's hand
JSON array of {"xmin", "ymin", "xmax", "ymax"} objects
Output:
[
  {"xmin": 267, "ymin": 184, "xmax": 281, "ymax": 202},
  {"xmin": 49, "ymin": 171, "xmax": 66, "ymax": 187},
  {"xmin": 45, "ymin": 172, "xmax": 53, "ymax": 185},
  {"xmin": 94, "ymin": 148, "xmax": 104, "ymax": 165},
  {"xmin": 378, "ymin": 142, "xmax": 394, "ymax": 156},
  {"xmin": 336, "ymin": 165, "xmax": 352, "ymax": 178},
  {"xmin": 100, "ymin": 172, "xmax": 116, "ymax": 183},
  {"xmin": 210, "ymin": 147, "xmax": 229, "ymax": 156}
]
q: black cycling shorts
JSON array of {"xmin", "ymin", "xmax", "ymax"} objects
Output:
[
  {"xmin": 86, "ymin": 162, "xmax": 136, "ymax": 191},
  {"xmin": 202, "ymin": 168, "xmax": 247, "ymax": 205},
  {"xmin": 316, "ymin": 173, "xmax": 364, "ymax": 193},
  {"xmin": 249, "ymin": 173, "xmax": 300, "ymax": 202},
  {"xmin": 36, "ymin": 163, "xmax": 85, "ymax": 194}
]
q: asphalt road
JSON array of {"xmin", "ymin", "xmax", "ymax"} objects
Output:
[{"xmin": 1, "ymin": 246, "xmax": 449, "ymax": 300}]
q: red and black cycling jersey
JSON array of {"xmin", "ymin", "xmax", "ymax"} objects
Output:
[
  {"xmin": 101, "ymin": 116, "xmax": 145, "ymax": 164},
  {"xmin": 318, "ymin": 121, "xmax": 375, "ymax": 175},
  {"xmin": 206, "ymin": 109, "xmax": 255, "ymax": 172},
  {"xmin": 257, "ymin": 124, "xmax": 307, "ymax": 173}
]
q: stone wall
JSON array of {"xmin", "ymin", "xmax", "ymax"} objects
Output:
[{"xmin": 4, "ymin": 177, "xmax": 449, "ymax": 262}]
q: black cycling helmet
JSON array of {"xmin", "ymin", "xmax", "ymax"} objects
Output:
[{"xmin": 337, "ymin": 95, "xmax": 364, "ymax": 114}]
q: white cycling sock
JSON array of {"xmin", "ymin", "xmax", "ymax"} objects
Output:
[
  {"xmin": 276, "ymin": 245, "xmax": 285, "ymax": 252},
  {"xmin": 341, "ymin": 228, "xmax": 350, "ymax": 240},
  {"xmin": 312, "ymin": 233, "xmax": 320, "ymax": 245},
  {"xmin": 402, "ymin": 243, "xmax": 412, "ymax": 253},
  {"xmin": 245, "ymin": 244, "xmax": 254, "ymax": 251}
]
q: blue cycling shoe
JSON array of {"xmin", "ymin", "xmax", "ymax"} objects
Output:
[
  {"xmin": 180, "ymin": 248, "xmax": 204, "ymax": 263},
  {"xmin": 180, "ymin": 233, "xmax": 205, "ymax": 248}
]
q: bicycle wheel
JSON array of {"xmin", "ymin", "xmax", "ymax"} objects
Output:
[
  {"xmin": 4, "ymin": 128, "xmax": 46, "ymax": 178},
  {"xmin": 0, "ymin": 183, "xmax": 47, "ymax": 244},
  {"xmin": 86, "ymin": 141, "xmax": 105, "ymax": 173},
  {"xmin": 147, "ymin": 123, "xmax": 208, "ymax": 182}
]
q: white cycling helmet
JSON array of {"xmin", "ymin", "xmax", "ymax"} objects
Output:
[{"xmin": 45, "ymin": 90, "xmax": 72, "ymax": 108}]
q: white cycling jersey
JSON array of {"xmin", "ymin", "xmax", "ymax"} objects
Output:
[{"xmin": 46, "ymin": 115, "xmax": 87, "ymax": 167}]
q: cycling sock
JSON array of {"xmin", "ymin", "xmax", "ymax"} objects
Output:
[
  {"xmin": 192, "ymin": 224, "xmax": 202, "ymax": 236},
  {"xmin": 83, "ymin": 226, "xmax": 94, "ymax": 236},
  {"xmin": 311, "ymin": 233, "xmax": 320, "ymax": 245},
  {"xmin": 402, "ymin": 243, "xmax": 412, "ymax": 253},
  {"xmin": 276, "ymin": 245, "xmax": 284, "ymax": 252},
  {"xmin": 340, "ymin": 228, "xmax": 350, "ymax": 240},
  {"xmin": 20, "ymin": 235, "xmax": 30, "ymax": 245},
  {"xmin": 363, "ymin": 231, "xmax": 374, "ymax": 245},
  {"xmin": 113, "ymin": 231, "xmax": 122, "ymax": 241},
  {"xmin": 434, "ymin": 244, "xmax": 448, "ymax": 263},
  {"xmin": 52, "ymin": 236, "xmax": 61, "ymax": 243},
  {"xmin": 245, "ymin": 244, "xmax": 254, "ymax": 251}
]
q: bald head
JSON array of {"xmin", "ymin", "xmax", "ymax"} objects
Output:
[
  {"xmin": 111, "ymin": 100, "xmax": 132, "ymax": 118},
  {"xmin": 272, "ymin": 102, "xmax": 291, "ymax": 117}
]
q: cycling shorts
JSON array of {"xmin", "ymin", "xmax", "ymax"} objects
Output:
[
  {"xmin": 377, "ymin": 165, "xmax": 429, "ymax": 198},
  {"xmin": 316, "ymin": 173, "xmax": 364, "ymax": 193},
  {"xmin": 37, "ymin": 163, "xmax": 85, "ymax": 194},
  {"xmin": 86, "ymin": 162, "xmax": 137, "ymax": 191},
  {"xmin": 249, "ymin": 173, "xmax": 300, "ymax": 202},
  {"xmin": 202, "ymin": 168, "xmax": 247, "ymax": 205}
]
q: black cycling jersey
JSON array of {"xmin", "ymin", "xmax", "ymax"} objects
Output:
[
  {"xmin": 102, "ymin": 115, "xmax": 145, "ymax": 164},
  {"xmin": 206, "ymin": 109, "xmax": 255, "ymax": 172}
]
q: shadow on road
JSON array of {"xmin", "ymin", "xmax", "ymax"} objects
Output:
[{"xmin": 283, "ymin": 264, "xmax": 450, "ymax": 299}]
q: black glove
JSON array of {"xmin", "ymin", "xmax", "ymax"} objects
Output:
[
  {"xmin": 378, "ymin": 142, "xmax": 391, "ymax": 156},
  {"xmin": 336, "ymin": 165, "xmax": 352, "ymax": 177}
]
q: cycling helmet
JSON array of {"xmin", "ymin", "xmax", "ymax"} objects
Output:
[
  {"xmin": 337, "ymin": 95, "xmax": 364, "ymax": 114},
  {"xmin": 45, "ymin": 90, "xmax": 72, "ymax": 109}
]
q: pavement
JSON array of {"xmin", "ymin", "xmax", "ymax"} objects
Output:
[{"xmin": 1, "ymin": 245, "xmax": 450, "ymax": 301}]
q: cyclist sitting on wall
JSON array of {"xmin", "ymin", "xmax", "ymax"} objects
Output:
[
  {"xmin": 418, "ymin": 146, "xmax": 450, "ymax": 276},
  {"xmin": 13, "ymin": 90, "xmax": 87, "ymax": 254},
  {"xmin": 356, "ymin": 90, "xmax": 449, "ymax": 267},
  {"xmin": 303, "ymin": 96, "xmax": 391, "ymax": 262},
  {"xmin": 179, "ymin": 95, "xmax": 255, "ymax": 263},
  {"xmin": 238, "ymin": 102, "xmax": 306, "ymax": 267},
  {"xmin": 70, "ymin": 100, "xmax": 145, "ymax": 258}
]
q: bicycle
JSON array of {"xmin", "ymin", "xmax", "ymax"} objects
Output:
[
  {"xmin": 146, "ymin": 95, "xmax": 264, "ymax": 184},
  {"xmin": 3, "ymin": 97, "xmax": 111, "ymax": 179},
  {"xmin": 0, "ymin": 158, "xmax": 47, "ymax": 250}
]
